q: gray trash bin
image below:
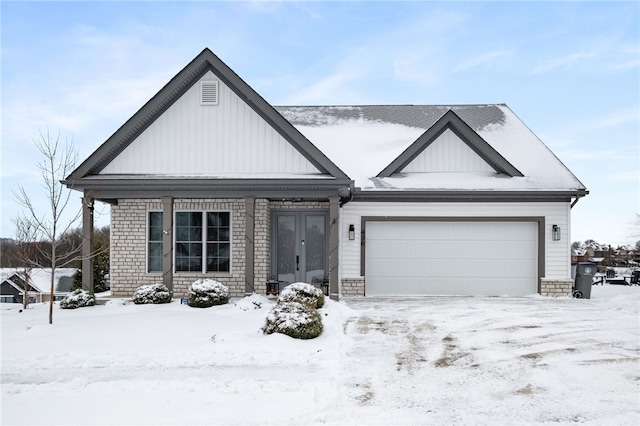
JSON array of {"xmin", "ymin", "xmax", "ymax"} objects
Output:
[{"xmin": 573, "ymin": 262, "xmax": 596, "ymax": 299}]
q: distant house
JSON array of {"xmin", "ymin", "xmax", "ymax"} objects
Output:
[
  {"xmin": 613, "ymin": 246, "xmax": 637, "ymax": 266},
  {"xmin": 571, "ymin": 248, "xmax": 587, "ymax": 264},
  {"xmin": 63, "ymin": 48, "xmax": 588, "ymax": 298},
  {"xmin": 0, "ymin": 268, "xmax": 75, "ymax": 303}
]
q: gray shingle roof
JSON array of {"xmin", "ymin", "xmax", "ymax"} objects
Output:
[{"xmin": 275, "ymin": 104, "xmax": 506, "ymax": 131}]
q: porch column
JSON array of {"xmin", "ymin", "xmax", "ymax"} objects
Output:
[
  {"xmin": 162, "ymin": 197, "xmax": 174, "ymax": 295},
  {"xmin": 244, "ymin": 197, "xmax": 255, "ymax": 295},
  {"xmin": 329, "ymin": 196, "xmax": 340, "ymax": 300},
  {"xmin": 82, "ymin": 195, "xmax": 94, "ymax": 294}
]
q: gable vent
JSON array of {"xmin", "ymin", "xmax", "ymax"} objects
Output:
[{"xmin": 200, "ymin": 80, "xmax": 219, "ymax": 105}]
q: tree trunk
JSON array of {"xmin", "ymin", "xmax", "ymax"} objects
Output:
[
  {"xmin": 49, "ymin": 245, "xmax": 55, "ymax": 325},
  {"xmin": 22, "ymin": 271, "xmax": 29, "ymax": 310}
]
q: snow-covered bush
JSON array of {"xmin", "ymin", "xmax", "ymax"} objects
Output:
[
  {"xmin": 263, "ymin": 301, "xmax": 323, "ymax": 339},
  {"xmin": 132, "ymin": 284, "xmax": 171, "ymax": 304},
  {"xmin": 60, "ymin": 289, "xmax": 96, "ymax": 309},
  {"xmin": 277, "ymin": 282, "xmax": 325, "ymax": 309},
  {"xmin": 188, "ymin": 279, "xmax": 229, "ymax": 308}
]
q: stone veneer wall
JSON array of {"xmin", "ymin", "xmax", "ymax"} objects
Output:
[
  {"xmin": 110, "ymin": 198, "xmax": 331, "ymax": 299},
  {"xmin": 111, "ymin": 198, "xmax": 247, "ymax": 298},
  {"xmin": 268, "ymin": 200, "xmax": 329, "ymax": 210},
  {"xmin": 110, "ymin": 199, "xmax": 161, "ymax": 297},
  {"xmin": 252, "ymin": 198, "xmax": 270, "ymax": 294},
  {"xmin": 540, "ymin": 278, "xmax": 572, "ymax": 297},
  {"xmin": 341, "ymin": 278, "xmax": 365, "ymax": 296}
]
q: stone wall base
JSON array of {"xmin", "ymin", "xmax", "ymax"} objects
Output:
[
  {"xmin": 540, "ymin": 278, "xmax": 573, "ymax": 297},
  {"xmin": 341, "ymin": 277, "xmax": 365, "ymax": 296}
]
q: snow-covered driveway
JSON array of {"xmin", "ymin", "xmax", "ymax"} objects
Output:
[
  {"xmin": 336, "ymin": 293, "xmax": 639, "ymax": 424},
  {"xmin": 2, "ymin": 286, "xmax": 638, "ymax": 425}
]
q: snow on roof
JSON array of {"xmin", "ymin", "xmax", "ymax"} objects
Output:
[
  {"xmin": 0, "ymin": 268, "xmax": 76, "ymax": 293},
  {"xmin": 276, "ymin": 104, "xmax": 586, "ymax": 192}
]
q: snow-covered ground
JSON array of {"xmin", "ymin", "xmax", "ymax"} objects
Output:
[{"xmin": 1, "ymin": 285, "xmax": 638, "ymax": 425}]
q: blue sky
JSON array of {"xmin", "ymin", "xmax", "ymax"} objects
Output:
[{"xmin": 1, "ymin": 1, "xmax": 638, "ymax": 246}]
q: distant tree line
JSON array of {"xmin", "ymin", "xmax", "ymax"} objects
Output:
[{"xmin": 1, "ymin": 225, "xmax": 110, "ymax": 292}]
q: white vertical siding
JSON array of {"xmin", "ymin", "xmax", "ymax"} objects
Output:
[
  {"xmin": 403, "ymin": 129, "xmax": 494, "ymax": 173},
  {"xmin": 101, "ymin": 71, "xmax": 320, "ymax": 175},
  {"xmin": 339, "ymin": 201, "xmax": 571, "ymax": 280}
]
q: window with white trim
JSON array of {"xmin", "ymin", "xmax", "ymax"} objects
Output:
[
  {"xmin": 148, "ymin": 211, "xmax": 163, "ymax": 272},
  {"xmin": 175, "ymin": 211, "xmax": 231, "ymax": 273}
]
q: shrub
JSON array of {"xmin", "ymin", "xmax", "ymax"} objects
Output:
[
  {"xmin": 60, "ymin": 289, "xmax": 96, "ymax": 309},
  {"xmin": 188, "ymin": 279, "xmax": 229, "ymax": 308},
  {"xmin": 263, "ymin": 301, "xmax": 323, "ymax": 339},
  {"xmin": 277, "ymin": 282, "xmax": 325, "ymax": 309},
  {"xmin": 71, "ymin": 249, "xmax": 110, "ymax": 293},
  {"xmin": 132, "ymin": 284, "xmax": 171, "ymax": 304}
]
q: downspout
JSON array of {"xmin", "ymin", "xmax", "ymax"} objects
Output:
[
  {"xmin": 570, "ymin": 197, "xmax": 580, "ymax": 209},
  {"xmin": 571, "ymin": 189, "xmax": 589, "ymax": 209},
  {"xmin": 339, "ymin": 183, "xmax": 355, "ymax": 207}
]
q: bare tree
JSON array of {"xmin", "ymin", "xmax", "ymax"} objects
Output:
[
  {"xmin": 12, "ymin": 215, "xmax": 39, "ymax": 309},
  {"xmin": 13, "ymin": 128, "xmax": 80, "ymax": 324}
]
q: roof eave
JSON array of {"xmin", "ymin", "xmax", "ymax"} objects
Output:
[
  {"xmin": 63, "ymin": 176, "xmax": 354, "ymax": 202},
  {"xmin": 351, "ymin": 189, "xmax": 588, "ymax": 203}
]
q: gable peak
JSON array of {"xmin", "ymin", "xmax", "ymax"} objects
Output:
[{"xmin": 377, "ymin": 109, "xmax": 523, "ymax": 178}]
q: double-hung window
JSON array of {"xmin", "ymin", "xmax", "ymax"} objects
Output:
[
  {"xmin": 204, "ymin": 212, "xmax": 231, "ymax": 272},
  {"xmin": 147, "ymin": 211, "xmax": 231, "ymax": 273},
  {"xmin": 148, "ymin": 212, "xmax": 164, "ymax": 272}
]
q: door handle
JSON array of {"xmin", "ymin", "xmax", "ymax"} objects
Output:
[{"xmin": 296, "ymin": 255, "xmax": 299, "ymax": 271}]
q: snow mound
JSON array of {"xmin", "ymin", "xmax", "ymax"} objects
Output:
[
  {"xmin": 606, "ymin": 293, "xmax": 640, "ymax": 314},
  {"xmin": 234, "ymin": 293, "xmax": 270, "ymax": 311}
]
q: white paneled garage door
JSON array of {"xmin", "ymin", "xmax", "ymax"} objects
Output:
[{"xmin": 365, "ymin": 221, "xmax": 538, "ymax": 296}]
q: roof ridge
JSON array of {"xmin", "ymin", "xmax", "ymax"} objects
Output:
[{"xmin": 275, "ymin": 103, "xmax": 509, "ymax": 108}]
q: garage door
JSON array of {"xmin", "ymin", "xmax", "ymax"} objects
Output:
[{"xmin": 365, "ymin": 221, "xmax": 538, "ymax": 296}]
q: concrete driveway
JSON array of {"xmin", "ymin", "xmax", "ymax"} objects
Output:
[{"xmin": 337, "ymin": 292, "xmax": 639, "ymax": 424}]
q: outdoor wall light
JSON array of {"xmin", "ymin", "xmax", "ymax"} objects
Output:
[
  {"xmin": 552, "ymin": 224, "xmax": 561, "ymax": 241},
  {"xmin": 349, "ymin": 224, "xmax": 355, "ymax": 240}
]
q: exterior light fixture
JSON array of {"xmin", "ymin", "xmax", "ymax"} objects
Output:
[
  {"xmin": 348, "ymin": 224, "xmax": 355, "ymax": 240},
  {"xmin": 552, "ymin": 224, "xmax": 561, "ymax": 241}
]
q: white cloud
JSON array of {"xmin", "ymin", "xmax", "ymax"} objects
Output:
[
  {"xmin": 393, "ymin": 50, "xmax": 439, "ymax": 85},
  {"xmin": 532, "ymin": 51, "xmax": 596, "ymax": 75},
  {"xmin": 280, "ymin": 64, "xmax": 369, "ymax": 105},
  {"xmin": 452, "ymin": 50, "xmax": 513, "ymax": 73},
  {"xmin": 586, "ymin": 105, "xmax": 640, "ymax": 130},
  {"xmin": 605, "ymin": 171, "xmax": 640, "ymax": 183},
  {"xmin": 556, "ymin": 149, "xmax": 622, "ymax": 161},
  {"xmin": 276, "ymin": 8, "xmax": 468, "ymax": 103}
]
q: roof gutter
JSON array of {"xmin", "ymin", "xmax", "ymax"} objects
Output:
[
  {"xmin": 350, "ymin": 189, "xmax": 588, "ymax": 203},
  {"xmin": 339, "ymin": 183, "xmax": 355, "ymax": 207}
]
